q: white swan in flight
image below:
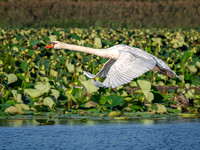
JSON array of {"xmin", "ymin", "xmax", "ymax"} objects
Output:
[{"xmin": 45, "ymin": 41, "xmax": 182, "ymax": 88}]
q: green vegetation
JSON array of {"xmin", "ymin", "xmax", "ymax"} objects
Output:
[
  {"xmin": 0, "ymin": 0, "xmax": 199, "ymax": 29},
  {"xmin": 0, "ymin": 27, "xmax": 199, "ymax": 119}
]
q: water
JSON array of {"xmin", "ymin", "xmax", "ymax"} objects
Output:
[{"xmin": 0, "ymin": 119, "xmax": 200, "ymax": 150}]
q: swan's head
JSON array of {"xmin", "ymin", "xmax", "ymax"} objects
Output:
[{"xmin": 45, "ymin": 41, "xmax": 61, "ymax": 49}]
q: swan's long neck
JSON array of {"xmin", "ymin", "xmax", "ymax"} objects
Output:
[{"xmin": 58, "ymin": 42, "xmax": 108, "ymax": 58}]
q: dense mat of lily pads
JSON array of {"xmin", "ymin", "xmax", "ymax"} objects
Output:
[{"xmin": 0, "ymin": 27, "xmax": 199, "ymax": 118}]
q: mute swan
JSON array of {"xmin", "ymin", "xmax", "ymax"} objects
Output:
[{"xmin": 45, "ymin": 41, "xmax": 182, "ymax": 88}]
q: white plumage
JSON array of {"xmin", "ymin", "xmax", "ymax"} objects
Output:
[{"xmin": 45, "ymin": 42, "xmax": 182, "ymax": 88}]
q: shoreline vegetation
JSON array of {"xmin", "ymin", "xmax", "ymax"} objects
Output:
[
  {"xmin": 0, "ymin": 0, "xmax": 199, "ymax": 29},
  {"xmin": 0, "ymin": 0, "xmax": 199, "ymax": 119},
  {"xmin": 0, "ymin": 27, "xmax": 199, "ymax": 118}
]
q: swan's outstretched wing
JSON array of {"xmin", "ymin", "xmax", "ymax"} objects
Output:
[
  {"xmin": 152, "ymin": 56, "xmax": 182, "ymax": 80},
  {"xmin": 92, "ymin": 50, "xmax": 156, "ymax": 88},
  {"xmin": 83, "ymin": 59, "xmax": 116, "ymax": 78}
]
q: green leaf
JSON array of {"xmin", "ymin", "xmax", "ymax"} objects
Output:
[
  {"xmin": 182, "ymin": 51, "xmax": 192, "ymax": 63},
  {"xmin": 147, "ymin": 92, "xmax": 154, "ymax": 103},
  {"xmin": 138, "ymin": 80, "xmax": 151, "ymax": 92},
  {"xmin": 35, "ymin": 83, "xmax": 51, "ymax": 94},
  {"xmin": 120, "ymin": 91, "xmax": 128, "ymax": 97},
  {"xmin": 50, "ymin": 69, "xmax": 58, "ymax": 77},
  {"xmin": 129, "ymin": 81, "xmax": 137, "ymax": 87},
  {"xmin": 108, "ymin": 111, "xmax": 122, "ymax": 117},
  {"xmin": 81, "ymin": 80, "xmax": 99, "ymax": 93},
  {"xmin": 137, "ymin": 80, "xmax": 154, "ymax": 103},
  {"xmin": 8, "ymin": 74, "xmax": 18, "ymax": 84},
  {"xmin": 185, "ymin": 89, "xmax": 195, "ymax": 99},
  {"xmin": 20, "ymin": 104, "xmax": 30, "ymax": 111},
  {"xmin": 43, "ymin": 97, "xmax": 55, "ymax": 108},
  {"xmin": 0, "ymin": 104, "xmax": 12, "ymax": 111},
  {"xmin": 196, "ymin": 61, "xmax": 200, "ymax": 68},
  {"xmin": 20, "ymin": 61, "xmax": 29, "ymax": 72},
  {"xmin": 52, "ymin": 30, "xmax": 61, "ymax": 37},
  {"xmin": 24, "ymin": 89, "xmax": 43, "ymax": 98},
  {"xmin": 15, "ymin": 104, "xmax": 23, "ymax": 114},
  {"xmin": 78, "ymin": 74, "xmax": 86, "ymax": 82},
  {"xmin": 5, "ymin": 106, "xmax": 18, "ymax": 114},
  {"xmin": 156, "ymin": 104, "xmax": 167, "ymax": 114},
  {"xmin": 94, "ymin": 38, "xmax": 102, "ymax": 48},
  {"xmin": 99, "ymin": 97, "xmax": 107, "ymax": 105},
  {"xmin": 152, "ymin": 37, "xmax": 162, "ymax": 45},
  {"xmin": 189, "ymin": 65, "xmax": 197, "ymax": 73},
  {"xmin": 11, "ymin": 90, "xmax": 23, "ymax": 103},
  {"xmin": 65, "ymin": 91, "xmax": 77, "ymax": 103},
  {"xmin": 85, "ymin": 101, "xmax": 98, "ymax": 108},
  {"xmin": 77, "ymin": 40, "xmax": 85, "ymax": 46},
  {"xmin": 70, "ymin": 33, "xmax": 81, "ymax": 40},
  {"xmin": 11, "ymin": 90, "xmax": 17, "ymax": 96},
  {"xmin": 131, "ymin": 105, "xmax": 143, "ymax": 112},
  {"xmin": 107, "ymin": 95, "xmax": 124, "ymax": 107},
  {"xmin": 51, "ymin": 89, "xmax": 60, "ymax": 100},
  {"xmin": 0, "ymin": 60, "xmax": 3, "ymax": 65},
  {"xmin": 5, "ymin": 100, "xmax": 16, "ymax": 105},
  {"xmin": 16, "ymin": 94, "xmax": 23, "ymax": 104},
  {"xmin": 65, "ymin": 62, "xmax": 75, "ymax": 73},
  {"xmin": 27, "ymin": 50, "xmax": 35, "ymax": 56},
  {"xmin": 30, "ymin": 40, "xmax": 40, "ymax": 46},
  {"xmin": 49, "ymin": 35, "xmax": 57, "ymax": 42},
  {"xmin": 76, "ymin": 52, "xmax": 83, "ymax": 59},
  {"xmin": 172, "ymin": 33, "xmax": 187, "ymax": 48}
]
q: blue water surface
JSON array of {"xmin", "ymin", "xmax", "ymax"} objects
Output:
[{"xmin": 0, "ymin": 119, "xmax": 200, "ymax": 150}]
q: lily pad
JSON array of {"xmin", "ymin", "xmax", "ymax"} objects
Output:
[
  {"xmin": 65, "ymin": 62, "xmax": 75, "ymax": 73},
  {"xmin": 85, "ymin": 101, "xmax": 98, "ymax": 108},
  {"xmin": 94, "ymin": 38, "xmax": 102, "ymax": 48},
  {"xmin": 43, "ymin": 97, "xmax": 55, "ymax": 108},
  {"xmin": 156, "ymin": 104, "xmax": 167, "ymax": 114},
  {"xmin": 50, "ymin": 69, "xmax": 58, "ymax": 77},
  {"xmin": 138, "ymin": 80, "xmax": 154, "ymax": 102},
  {"xmin": 8, "ymin": 74, "xmax": 18, "ymax": 84},
  {"xmin": 49, "ymin": 35, "xmax": 57, "ymax": 42},
  {"xmin": 189, "ymin": 65, "xmax": 197, "ymax": 73},
  {"xmin": 11, "ymin": 90, "xmax": 23, "ymax": 104},
  {"xmin": 196, "ymin": 61, "xmax": 200, "ymax": 68},
  {"xmin": 5, "ymin": 106, "xmax": 18, "ymax": 114},
  {"xmin": 108, "ymin": 111, "xmax": 122, "ymax": 117},
  {"xmin": 107, "ymin": 95, "xmax": 124, "ymax": 107},
  {"xmin": 20, "ymin": 104, "xmax": 30, "ymax": 111},
  {"xmin": 81, "ymin": 80, "xmax": 99, "ymax": 93},
  {"xmin": 15, "ymin": 94, "xmax": 23, "ymax": 104},
  {"xmin": 15, "ymin": 104, "xmax": 24, "ymax": 114},
  {"xmin": 30, "ymin": 40, "xmax": 40, "ymax": 46},
  {"xmin": 35, "ymin": 83, "xmax": 51, "ymax": 94},
  {"xmin": 51, "ymin": 89, "xmax": 60, "ymax": 100},
  {"xmin": 152, "ymin": 37, "xmax": 162, "ymax": 45},
  {"xmin": 24, "ymin": 89, "xmax": 43, "ymax": 98}
]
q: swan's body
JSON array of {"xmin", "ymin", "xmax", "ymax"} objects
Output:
[{"xmin": 45, "ymin": 41, "xmax": 182, "ymax": 88}]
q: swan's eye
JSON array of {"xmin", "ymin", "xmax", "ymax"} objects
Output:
[{"xmin": 52, "ymin": 42, "xmax": 57, "ymax": 45}]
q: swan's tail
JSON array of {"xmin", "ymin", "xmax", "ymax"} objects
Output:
[{"xmin": 83, "ymin": 71, "xmax": 96, "ymax": 78}]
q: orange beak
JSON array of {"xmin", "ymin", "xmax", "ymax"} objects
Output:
[{"xmin": 45, "ymin": 43, "xmax": 54, "ymax": 49}]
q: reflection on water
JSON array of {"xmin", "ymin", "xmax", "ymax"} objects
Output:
[
  {"xmin": 0, "ymin": 118, "xmax": 199, "ymax": 127},
  {"xmin": 0, "ymin": 119, "xmax": 37, "ymax": 127},
  {"xmin": 0, "ymin": 118, "xmax": 200, "ymax": 150}
]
